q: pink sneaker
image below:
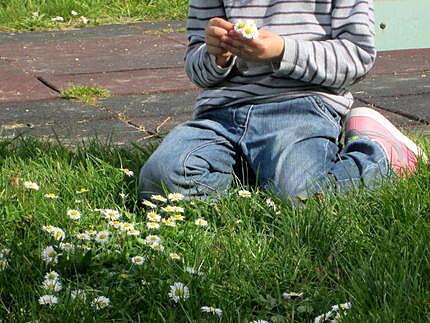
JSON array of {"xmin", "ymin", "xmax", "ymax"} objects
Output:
[{"xmin": 344, "ymin": 107, "xmax": 427, "ymax": 175}]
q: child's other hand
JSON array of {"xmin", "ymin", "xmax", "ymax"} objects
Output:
[
  {"xmin": 205, "ymin": 18, "xmax": 235, "ymax": 67},
  {"xmin": 220, "ymin": 29, "xmax": 285, "ymax": 64}
]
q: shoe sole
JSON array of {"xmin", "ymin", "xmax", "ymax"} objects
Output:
[{"xmin": 346, "ymin": 107, "xmax": 428, "ymax": 162}]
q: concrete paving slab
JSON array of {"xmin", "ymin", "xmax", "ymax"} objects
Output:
[
  {"xmin": 100, "ymin": 91, "xmax": 197, "ymax": 135},
  {"xmin": 41, "ymin": 67, "xmax": 196, "ymax": 95},
  {"xmin": 0, "ymin": 99, "xmax": 144, "ymax": 145},
  {"xmin": 352, "ymin": 73, "xmax": 430, "ymax": 122},
  {"xmin": 371, "ymin": 48, "xmax": 430, "ymax": 76},
  {"xmin": 0, "ymin": 61, "xmax": 57, "ymax": 103}
]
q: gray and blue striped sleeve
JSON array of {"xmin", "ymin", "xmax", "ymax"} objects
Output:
[
  {"xmin": 185, "ymin": 0, "xmax": 235, "ymax": 88},
  {"xmin": 274, "ymin": 0, "xmax": 376, "ymax": 89}
]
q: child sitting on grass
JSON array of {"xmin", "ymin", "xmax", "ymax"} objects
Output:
[{"xmin": 139, "ymin": 0, "xmax": 427, "ymax": 202}]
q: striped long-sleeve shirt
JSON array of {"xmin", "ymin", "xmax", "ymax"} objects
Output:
[{"xmin": 185, "ymin": 0, "xmax": 376, "ymax": 116}]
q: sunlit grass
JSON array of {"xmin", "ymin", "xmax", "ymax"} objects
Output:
[
  {"xmin": 62, "ymin": 85, "xmax": 111, "ymax": 105},
  {"xmin": 0, "ymin": 0, "xmax": 188, "ymax": 32},
  {"xmin": 0, "ymin": 137, "xmax": 429, "ymax": 321}
]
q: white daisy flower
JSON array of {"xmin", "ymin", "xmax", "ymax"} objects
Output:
[
  {"xmin": 59, "ymin": 242, "xmax": 75, "ymax": 252},
  {"xmin": 151, "ymin": 194, "xmax": 167, "ymax": 203},
  {"xmin": 147, "ymin": 211, "xmax": 161, "ymax": 222},
  {"xmin": 250, "ymin": 320, "xmax": 269, "ymax": 323},
  {"xmin": 42, "ymin": 279, "xmax": 62, "ymax": 292},
  {"xmin": 142, "ymin": 199, "xmax": 157, "ymax": 209},
  {"xmin": 146, "ymin": 222, "xmax": 160, "ymax": 230},
  {"xmin": 194, "ymin": 218, "xmax": 208, "ymax": 227},
  {"xmin": 172, "ymin": 206, "xmax": 184, "ymax": 213},
  {"xmin": 119, "ymin": 192, "xmax": 127, "ymax": 199},
  {"xmin": 144, "ymin": 235, "xmax": 161, "ymax": 245},
  {"xmin": 168, "ymin": 192, "xmax": 184, "ymax": 202},
  {"xmin": 108, "ymin": 220, "xmax": 122, "ymax": 229},
  {"xmin": 120, "ymin": 222, "xmax": 134, "ymax": 232},
  {"xmin": 0, "ymin": 259, "xmax": 9, "ymax": 271},
  {"xmin": 238, "ymin": 189, "xmax": 252, "ymax": 198},
  {"xmin": 162, "ymin": 218, "xmax": 177, "ymax": 227},
  {"xmin": 234, "ymin": 19, "xmax": 259, "ymax": 39},
  {"xmin": 92, "ymin": 296, "xmax": 110, "ymax": 310},
  {"xmin": 95, "ymin": 231, "xmax": 110, "ymax": 244},
  {"xmin": 71, "ymin": 289, "xmax": 86, "ymax": 300},
  {"xmin": 171, "ymin": 214, "xmax": 185, "ymax": 221},
  {"xmin": 44, "ymin": 193, "xmax": 59, "ymax": 199},
  {"xmin": 50, "ymin": 16, "xmax": 64, "ymax": 22},
  {"xmin": 84, "ymin": 229, "xmax": 97, "ymax": 238},
  {"xmin": 71, "ymin": 10, "xmax": 79, "ymax": 16},
  {"xmin": 101, "ymin": 209, "xmax": 120, "ymax": 221},
  {"xmin": 282, "ymin": 292, "xmax": 304, "ymax": 300},
  {"xmin": 67, "ymin": 209, "xmax": 81, "ymax": 220},
  {"xmin": 24, "ymin": 180, "xmax": 40, "ymax": 190},
  {"xmin": 201, "ymin": 306, "xmax": 223, "ymax": 316},
  {"xmin": 131, "ymin": 256, "xmax": 145, "ymax": 266},
  {"xmin": 169, "ymin": 253, "xmax": 181, "ymax": 261},
  {"xmin": 32, "ymin": 12, "xmax": 39, "ymax": 19},
  {"xmin": 185, "ymin": 266, "xmax": 203, "ymax": 275},
  {"xmin": 168, "ymin": 282, "xmax": 189, "ymax": 303},
  {"xmin": 76, "ymin": 232, "xmax": 91, "ymax": 241},
  {"xmin": 42, "ymin": 225, "xmax": 56, "ymax": 234},
  {"xmin": 76, "ymin": 188, "xmax": 89, "ymax": 194},
  {"xmin": 52, "ymin": 227, "xmax": 66, "ymax": 241},
  {"xmin": 150, "ymin": 242, "xmax": 165, "ymax": 252},
  {"xmin": 44, "ymin": 271, "xmax": 60, "ymax": 282},
  {"xmin": 120, "ymin": 168, "xmax": 134, "ymax": 177},
  {"xmin": 127, "ymin": 229, "xmax": 140, "ymax": 236},
  {"xmin": 41, "ymin": 246, "xmax": 59, "ymax": 265},
  {"xmin": 80, "ymin": 16, "xmax": 89, "ymax": 24},
  {"xmin": 38, "ymin": 294, "xmax": 58, "ymax": 305}
]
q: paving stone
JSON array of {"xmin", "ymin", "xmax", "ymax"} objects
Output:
[
  {"xmin": 41, "ymin": 68, "xmax": 197, "ymax": 95},
  {"xmin": 100, "ymin": 91, "xmax": 198, "ymax": 136},
  {"xmin": 0, "ymin": 99, "xmax": 144, "ymax": 146},
  {"xmin": 0, "ymin": 61, "xmax": 57, "ymax": 103},
  {"xmin": 371, "ymin": 48, "xmax": 430, "ymax": 76}
]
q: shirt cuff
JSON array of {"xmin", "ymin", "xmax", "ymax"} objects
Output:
[{"xmin": 272, "ymin": 38, "xmax": 298, "ymax": 76}]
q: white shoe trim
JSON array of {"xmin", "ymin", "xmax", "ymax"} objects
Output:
[{"xmin": 346, "ymin": 107, "xmax": 428, "ymax": 162}]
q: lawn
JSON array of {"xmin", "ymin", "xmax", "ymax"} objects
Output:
[
  {"xmin": 0, "ymin": 0, "xmax": 188, "ymax": 32},
  {"xmin": 0, "ymin": 137, "xmax": 429, "ymax": 322}
]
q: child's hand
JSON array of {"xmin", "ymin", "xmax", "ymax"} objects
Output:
[
  {"xmin": 220, "ymin": 29, "xmax": 285, "ymax": 64},
  {"xmin": 205, "ymin": 18, "xmax": 235, "ymax": 67}
]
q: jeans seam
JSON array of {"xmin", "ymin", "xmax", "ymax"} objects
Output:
[
  {"xmin": 237, "ymin": 105, "xmax": 254, "ymax": 145},
  {"xmin": 182, "ymin": 138, "xmax": 230, "ymax": 192},
  {"xmin": 306, "ymin": 96, "xmax": 341, "ymax": 131}
]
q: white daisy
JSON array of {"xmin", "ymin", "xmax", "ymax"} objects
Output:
[
  {"xmin": 127, "ymin": 229, "xmax": 141, "ymax": 236},
  {"xmin": 146, "ymin": 211, "xmax": 161, "ymax": 222},
  {"xmin": 131, "ymin": 256, "xmax": 145, "ymax": 266},
  {"xmin": 80, "ymin": 16, "xmax": 89, "ymax": 24},
  {"xmin": 0, "ymin": 259, "xmax": 9, "ymax": 271},
  {"xmin": 144, "ymin": 235, "xmax": 161, "ymax": 245},
  {"xmin": 71, "ymin": 10, "xmax": 79, "ymax": 16},
  {"xmin": 70, "ymin": 289, "xmax": 86, "ymax": 300},
  {"xmin": 76, "ymin": 188, "xmax": 89, "ymax": 194},
  {"xmin": 142, "ymin": 199, "xmax": 157, "ymax": 209},
  {"xmin": 44, "ymin": 271, "xmax": 60, "ymax": 282},
  {"xmin": 24, "ymin": 180, "xmax": 40, "ymax": 190},
  {"xmin": 120, "ymin": 222, "xmax": 134, "ymax": 232},
  {"xmin": 52, "ymin": 227, "xmax": 66, "ymax": 241},
  {"xmin": 234, "ymin": 19, "xmax": 259, "ymax": 39},
  {"xmin": 44, "ymin": 193, "xmax": 59, "ymax": 199},
  {"xmin": 76, "ymin": 232, "xmax": 91, "ymax": 241},
  {"xmin": 168, "ymin": 192, "xmax": 185, "ymax": 202},
  {"xmin": 162, "ymin": 218, "xmax": 177, "ymax": 227},
  {"xmin": 38, "ymin": 294, "xmax": 58, "ymax": 305},
  {"xmin": 108, "ymin": 220, "xmax": 122, "ymax": 229},
  {"xmin": 42, "ymin": 225, "xmax": 56, "ymax": 234},
  {"xmin": 150, "ymin": 242, "xmax": 165, "ymax": 252},
  {"xmin": 151, "ymin": 195, "xmax": 167, "ymax": 203},
  {"xmin": 67, "ymin": 209, "xmax": 81, "ymax": 220},
  {"xmin": 59, "ymin": 242, "xmax": 75, "ymax": 252},
  {"xmin": 168, "ymin": 282, "xmax": 189, "ymax": 303},
  {"xmin": 201, "ymin": 306, "xmax": 223, "ymax": 316},
  {"xmin": 51, "ymin": 16, "xmax": 64, "ymax": 22},
  {"xmin": 92, "ymin": 296, "xmax": 110, "ymax": 310},
  {"xmin": 194, "ymin": 218, "xmax": 208, "ymax": 227},
  {"xmin": 250, "ymin": 320, "xmax": 269, "ymax": 323},
  {"xmin": 41, "ymin": 246, "xmax": 59, "ymax": 265},
  {"xmin": 120, "ymin": 168, "xmax": 134, "ymax": 177},
  {"xmin": 169, "ymin": 253, "xmax": 181, "ymax": 261},
  {"xmin": 95, "ymin": 231, "xmax": 110, "ymax": 244},
  {"xmin": 238, "ymin": 189, "xmax": 252, "ymax": 198},
  {"xmin": 101, "ymin": 209, "xmax": 120, "ymax": 221},
  {"xmin": 84, "ymin": 229, "xmax": 97, "ymax": 238},
  {"xmin": 282, "ymin": 292, "xmax": 304, "ymax": 300},
  {"xmin": 171, "ymin": 214, "xmax": 185, "ymax": 221},
  {"xmin": 146, "ymin": 222, "xmax": 160, "ymax": 230},
  {"xmin": 42, "ymin": 279, "xmax": 62, "ymax": 292}
]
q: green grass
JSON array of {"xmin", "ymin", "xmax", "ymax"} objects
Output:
[
  {"xmin": 0, "ymin": 0, "xmax": 188, "ymax": 32},
  {"xmin": 62, "ymin": 85, "xmax": 111, "ymax": 105},
  {"xmin": 0, "ymin": 137, "xmax": 429, "ymax": 322}
]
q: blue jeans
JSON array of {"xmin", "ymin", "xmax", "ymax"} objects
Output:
[{"xmin": 138, "ymin": 96, "xmax": 389, "ymax": 200}]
